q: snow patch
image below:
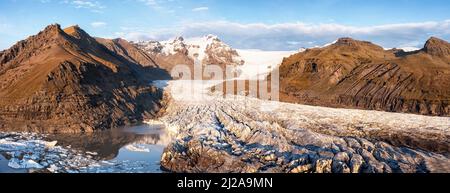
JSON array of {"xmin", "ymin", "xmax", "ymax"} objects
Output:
[{"xmin": 236, "ymin": 49, "xmax": 296, "ymax": 79}]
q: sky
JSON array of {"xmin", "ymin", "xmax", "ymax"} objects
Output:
[{"xmin": 0, "ymin": 0, "xmax": 449, "ymax": 50}]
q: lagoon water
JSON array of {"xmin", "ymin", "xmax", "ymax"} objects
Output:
[{"xmin": 0, "ymin": 124, "xmax": 172, "ymax": 173}]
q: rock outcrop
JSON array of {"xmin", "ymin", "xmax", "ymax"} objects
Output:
[
  {"xmin": 0, "ymin": 24, "xmax": 169, "ymax": 133},
  {"xmin": 423, "ymin": 37, "xmax": 450, "ymax": 57},
  {"xmin": 278, "ymin": 37, "xmax": 450, "ymax": 116}
]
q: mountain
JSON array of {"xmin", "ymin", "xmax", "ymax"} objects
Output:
[
  {"xmin": 133, "ymin": 35, "xmax": 244, "ymax": 75},
  {"xmin": 423, "ymin": 37, "xmax": 450, "ymax": 57},
  {"xmin": 0, "ymin": 24, "xmax": 169, "ymax": 133},
  {"xmin": 95, "ymin": 37, "xmax": 159, "ymax": 67},
  {"xmin": 95, "ymin": 37, "xmax": 170, "ymax": 80},
  {"xmin": 278, "ymin": 37, "xmax": 450, "ymax": 116}
]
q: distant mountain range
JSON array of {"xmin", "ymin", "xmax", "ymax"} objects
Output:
[
  {"xmin": 278, "ymin": 37, "xmax": 450, "ymax": 116},
  {"xmin": 133, "ymin": 35, "xmax": 244, "ymax": 74}
]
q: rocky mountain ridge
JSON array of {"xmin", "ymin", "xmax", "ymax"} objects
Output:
[
  {"xmin": 0, "ymin": 24, "xmax": 168, "ymax": 133},
  {"xmin": 278, "ymin": 37, "xmax": 450, "ymax": 116}
]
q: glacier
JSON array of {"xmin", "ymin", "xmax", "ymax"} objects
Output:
[
  {"xmin": 1, "ymin": 79, "xmax": 449, "ymax": 173},
  {"xmin": 159, "ymin": 80, "xmax": 450, "ymax": 173}
]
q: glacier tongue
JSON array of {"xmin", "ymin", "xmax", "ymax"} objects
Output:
[{"xmin": 159, "ymin": 80, "xmax": 450, "ymax": 173}]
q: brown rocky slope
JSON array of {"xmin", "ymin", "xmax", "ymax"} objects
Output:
[
  {"xmin": 278, "ymin": 37, "xmax": 450, "ymax": 116},
  {"xmin": 0, "ymin": 24, "xmax": 170, "ymax": 133}
]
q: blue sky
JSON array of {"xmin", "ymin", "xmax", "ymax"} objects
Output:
[{"xmin": 0, "ymin": 0, "xmax": 449, "ymax": 50}]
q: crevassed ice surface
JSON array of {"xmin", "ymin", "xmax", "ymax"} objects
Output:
[{"xmin": 159, "ymin": 80, "xmax": 450, "ymax": 173}]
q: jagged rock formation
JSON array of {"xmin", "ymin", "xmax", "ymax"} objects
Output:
[
  {"xmin": 0, "ymin": 24, "xmax": 169, "ymax": 133},
  {"xmin": 133, "ymin": 35, "xmax": 244, "ymax": 76},
  {"xmin": 278, "ymin": 37, "xmax": 450, "ymax": 116}
]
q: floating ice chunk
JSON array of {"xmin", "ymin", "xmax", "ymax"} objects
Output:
[
  {"xmin": 8, "ymin": 158, "xmax": 44, "ymax": 169},
  {"xmin": 45, "ymin": 141, "xmax": 58, "ymax": 148},
  {"xmin": 124, "ymin": 144, "xmax": 150, "ymax": 152},
  {"xmin": 48, "ymin": 164, "xmax": 59, "ymax": 172},
  {"xmin": 0, "ymin": 139, "xmax": 27, "ymax": 151},
  {"xmin": 23, "ymin": 153, "xmax": 40, "ymax": 160},
  {"xmin": 86, "ymin": 151, "xmax": 98, "ymax": 156},
  {"xmin": 8, "ymin": 158, "xmax": 22, "ymax": 169},
  {"xmin": 23, "ymin": 160, "xmax": 44, "ymax": 169}
]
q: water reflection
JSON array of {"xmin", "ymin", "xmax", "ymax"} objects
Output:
[
  {"xmin": 0, "ymin": 154, "xmax": 27, "ymax": 173},
  {"xmin": 0, "ymin": 124, "xmax": 173, "ymax": 173},
  {"xmin": 45, "ymin": 124, "xmax": 172, "ymax": 161}
]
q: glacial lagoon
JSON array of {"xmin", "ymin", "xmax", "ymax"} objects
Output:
[{"xmin": 0, "ymin": 124, "xmax": 173, "ymax": 173}]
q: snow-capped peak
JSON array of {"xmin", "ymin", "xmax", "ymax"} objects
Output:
[
  {"xmin": 161, "ymin": 36, "xmax": 188, "ymax": 55},
  {"xmin": 173, "ymin": 36, "xmax": 184, "ymax": 42},
  {"xmin": 205, "ymin": 34, "xmax": 219, "ymax": 41},
  {"xmin": 321, "ymin": 40, "xmax": 338, "ymax": 48},
  {"xmin": 383, "ymin": 47, "xmax": 421, "ymax": 52},
  {"xmin": 134, "ymin": 34, "xmax": 244, "ymax": 66}
]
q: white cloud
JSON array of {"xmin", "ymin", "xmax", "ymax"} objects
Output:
[
  {"xmin": 138, "ymin": 0, "xmax": 175, "ymax": 12},
  {"xmin": 0, "ymin": 22, "xmax": 10, "ymax": 34},
  {"xmin": 64, "ymin": 0, "xmax": 105, "ymax": 13},
  {"xmin": 138, "ymin": 0, "xmax": 158, "ymax": 6},
  {"xmin": 117, "ymin": 20, "xmax": 450, "ymax": 51},
  {"xmin": 192, "ymin": 7, "xmax": 208, "ymax": 12},
  {"xmin": 90, "ymin": 22, "xmax": 107, "ymax": 28},
  {"xmin": 0, "ymin": 17, "xmax": 14, "ymax": 35},
  {"xmin": 115, "ymin": 31, "xmax": 158, "ymax": 42}
]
